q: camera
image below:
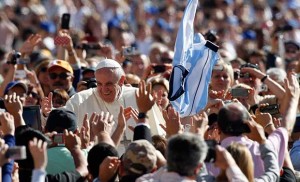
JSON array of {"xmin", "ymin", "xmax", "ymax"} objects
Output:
[
  {"xmin": 85, "ymin": 78, "xmax": 97, "ymax": 89},
  {"xmin": 53, "ymin": 133, "xmax": 64, "ymax": 145},
  {"xmin": 152, "ymin": 65, "xmax": 166, "ymax": 73},
  {"xmin": 240, "ymin": 63, "xmax": 259, "ymax": 70},
  {"xmin": 259, "ymin": 104, "xmax": 279, "ymax": 116},
  {"xmin": 5, "ymin": 146, "xmax": 27, "ymax": 160},
  {"xmin": 61, "ymin": 13, "xmax": 70, "ymax": 30},
  {"xmin": 204, "ymin": 140, "xmax": 217, "ymax": 163},
  {"xmin": 231, "ymin": 88, "xmax": 249, "ymax": 97},
  {"xmin": 239, "ymin": 72, "xmax": 250, "ymax": 79},
  {"xmin": 7, "ymin": 52, "xmax": 21, "ymax": 65}
]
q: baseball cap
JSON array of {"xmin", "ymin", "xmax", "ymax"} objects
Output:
[
  {"xmin": 48, "ymin": 60, "xmax": 73, "ymax": 74},
  {"xmin": 95, "ymin": 59, "xmax": 121, "ymax": 71},
  {"xmin": 4, "ymin": 81, "xmax": 28, "ymax": 95},
  {"xmin": 45, "ymin": 108, "xmax": 77, "ymax": 133},
  {"xmin": 122, "ymin": 140, "xmax": 157, "ymax": 175}
]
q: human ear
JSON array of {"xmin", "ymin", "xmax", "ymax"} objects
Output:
[{"xmin": 118, "ymin": 75, "xmax": 126, "ymax": 86}]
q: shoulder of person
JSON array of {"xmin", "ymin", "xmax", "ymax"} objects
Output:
[
  {"xmin": 70, "ymin": 88, "xmax": 95, "ymax": 100},
  {"xmin": 123, "ymin": 86, "xmax": 138, "ymax": 95}
]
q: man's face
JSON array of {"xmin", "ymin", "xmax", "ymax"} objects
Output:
[
  {"xmin": 95, "ymin": 68, "xmax": 123, "ymax": 103},
  {"xmin": 131, "ymin": 55, "xmax": 146, "ymax": 77},
  {"xmin": 48, "ymin": 67, "xmax": 73, "ymax": 91}
]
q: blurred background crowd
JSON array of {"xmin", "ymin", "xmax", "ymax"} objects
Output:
[{"xmin": 0, "ymin": 0, "xmax": 299, "ymax": 182}]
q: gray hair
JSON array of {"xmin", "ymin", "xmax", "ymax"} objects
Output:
[
  {"xmin": 266, "ymin": 68, "xmax": 286, "ymax": 86},
  {"xmin": 167, "ymin": 133, "xmax": 208, "ymax": 177}
]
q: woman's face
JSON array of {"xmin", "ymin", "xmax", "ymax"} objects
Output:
[
  {"xmin": 38, "ymin": 67, "xmax": 49, "ymax": 85},
  {"xmin": 25, "ymin": 88, "xmax": 39, "ymax": 106},
  {"xmin": 210, "ymin": 70, "xmax": 232, "ymax": 92},
  {"xmin": 152, "ymin": 84, "xmax": 169, "ymax": 109}
]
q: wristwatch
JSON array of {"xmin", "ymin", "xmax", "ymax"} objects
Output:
[{"xmin": 138, "ymin": 112, "xmax": 148, "ymax": 119}]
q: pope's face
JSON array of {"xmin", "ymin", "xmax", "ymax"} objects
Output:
[{"xmin": 95, "ymin": 68, "xmax": 123, "ymax": 103}]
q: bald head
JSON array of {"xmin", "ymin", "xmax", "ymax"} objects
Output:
[{"xmin": 218, "ymin": 103, "xmax": 251, "ymax": 136}]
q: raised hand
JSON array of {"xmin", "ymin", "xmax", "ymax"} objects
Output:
[
  {"xmin": 254, "ymin": 105, "xmax": 275, "ymax": 134},
  {"xmin": 64, "ymin": 129, "xmax": 82, "ymax": 151},
  {"xmin": 19, "ymin": 34, "xmax": 42, "ymax": 55},
  {"xmin": 214, "ymin": 145, "xmax": 237, "ymax": 170},
  {"xmin": 117, "ymin": 106, "xmax": 126, "ymax": 131},
  {"xmin": 78, "ymin": 114, "xmax": 90, "ymax": 149},
  {"xmin": 0, "ymin": 112, "xmax": 15, "ymax": 136},
  {"xmin": 41, "ymin": 92, "xmax": 53, "ymax": 117},
  {"xmin": 99, "ymin": 156, "xmax": 120, "ymax": 182},
  {"xmin": 4, "ymin": 93, "xmax": 23, "ymax": 115},
  {"xmin": 161, "ymin": 106, "xmax": 182, "ymax": 137},
  {"xmin": 0, "ymin": 138, "xmax": 10, "ymax": 166},
  {"xmin": 90, "ymin": 111, "xmax": 115, "ymax": 135},
  {"xmin": 205, "ymin": 98, "xmax": 224, "ymax": 114},
  {"xmin": 29, "ymin": 138, "xmax": 48, "ymax": 170},
  {"xmin": 191, "ymin": 112, "xmax": 209, "ymax": 137},
  {"xmin": 135, "ymin": 80, "xmax": 155, "ymax": 113},
  {"xmin": 245, "ymin": 119, "xmax": 266, "ymax": 144}
]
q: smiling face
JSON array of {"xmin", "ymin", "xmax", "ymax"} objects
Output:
[
  {"xmin": 210, "ymin": 70, "xmax": 232, "ymax": 92},
  {"xmin": 48, "ymin": 67, "xmax": 73, "ymax": 92},
  {"xmin": 95, "ymin": 68, "xmax": 125, "ymax": 103}
]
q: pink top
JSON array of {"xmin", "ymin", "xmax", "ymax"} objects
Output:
[{"xmin": 206, "ymin": 127, "xmax": 288, "ymax": 178}]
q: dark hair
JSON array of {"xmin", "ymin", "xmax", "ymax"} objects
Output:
[
  {"xmin": 87, "ymin": 143, "xmax": 119, "ymax": 181},
  {"xmin": 217, "ymin": 103, "xmax": 250, "ymax": 136},
  {"xmin": 15, "ymin": 125, "xmax": 49, "ymax": 181},
  {"xmin": 51, "ymin": 89, "xmax": 70, "ymax": 107},
  {"xmin": 152, "ymin": 135, "xmax": 167, "ymax": 157},
  {"xmin": 167, "ymin": 133, "xmax": 207, "ymax": 177}
]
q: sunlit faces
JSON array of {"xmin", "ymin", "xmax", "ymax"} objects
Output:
[
  {"xmin": 95, "ymin": 68, "xmax": 124, "ymax": 103},
  {"xmin": 48, "ymin": 67, "xmax": 73, "ymax": 91},
  {"xmin": 210, "ymin": 70, "xmax": 232, "ymax": 92},
  {"xmin": 152, "ymin": 84, "xmax": 169, "ymax": 109}
]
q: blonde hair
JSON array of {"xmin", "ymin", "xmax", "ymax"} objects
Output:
[
  {"xmin": 213, "ymin": 59, "xmax": 234, "ymax": 85},
  {"xmin": 227, "ymin": 143, "xmax": 254, "ymax": 182}
]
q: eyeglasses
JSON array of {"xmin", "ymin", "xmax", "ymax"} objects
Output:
[
  {"xmin": 40, "ymin": 67, "xmax": 48, "ymax": 73},
  {"xmin": 49, "ymin": 72, "xmax": 72, "ymax": 80},
  {"xmin": 27, "ymin": 91, "xmax": 39, "ymax": 99}
]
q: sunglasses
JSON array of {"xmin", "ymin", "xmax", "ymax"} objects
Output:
[
  {"xmin": 27, "ymin": 91, "xmax": 40, "ymax": 99},
  {"xmin": 49, "ymin": 72, "xmax": 72, "ymax": 80}
]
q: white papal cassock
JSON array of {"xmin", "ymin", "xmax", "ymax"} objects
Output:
[{"xmin": 65, "ymin": 86, "xmax": 165, "ymax": 154}]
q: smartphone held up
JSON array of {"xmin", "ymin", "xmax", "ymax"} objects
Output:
[{"xmin": 61, "ymin": 13, "xmax": 70, "ymax": 30}]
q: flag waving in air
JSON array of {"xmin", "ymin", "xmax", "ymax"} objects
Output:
[{"xmin": 168, "ymin": 0, "xmax": 219, "ymax": 117}]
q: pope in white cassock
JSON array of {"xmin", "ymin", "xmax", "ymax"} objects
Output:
[{"xmin": 65, "ymin": 58, "xmax": 165, "ymax": 154}]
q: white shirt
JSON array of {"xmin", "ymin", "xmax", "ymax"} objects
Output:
[{"xmin": 65, "ymin": 86, "xmax": 165, "ymax": 154}]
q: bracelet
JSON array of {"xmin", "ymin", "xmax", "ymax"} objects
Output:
[
  {"xmin": 264, "ymin": 122, "xmax": 273, "ymax": 129},
  {"xmin": 261, "ymin": 75, "xmax": 268, "ymax": 83}
]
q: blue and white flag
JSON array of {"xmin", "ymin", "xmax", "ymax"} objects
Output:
[{"xmin": 168, "ymin": 0, "xmax": 219, "ymax": 117}]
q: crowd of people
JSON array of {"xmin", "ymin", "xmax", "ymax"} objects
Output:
[{"xmin": 0, "ymin": 0, "xmax": 299, "ymax": 181}]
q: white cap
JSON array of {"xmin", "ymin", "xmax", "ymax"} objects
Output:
[{"xmin": 95, "ymin": 59, "xmax": 121, "ymax": 70}]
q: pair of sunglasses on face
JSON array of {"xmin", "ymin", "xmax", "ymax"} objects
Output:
[{"xmin": 49, "ymin": 72, "xmax": 72, "ymax": 80}]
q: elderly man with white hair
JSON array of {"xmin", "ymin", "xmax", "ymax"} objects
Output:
[{"xmin": 65, "ymin": 58, "xmax": 165, "ymax": 153}]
